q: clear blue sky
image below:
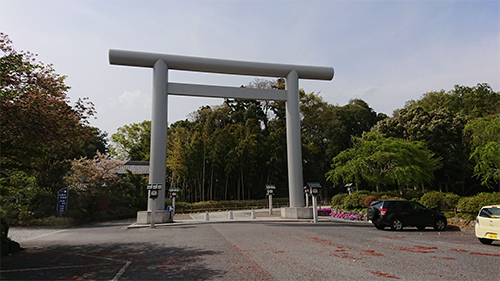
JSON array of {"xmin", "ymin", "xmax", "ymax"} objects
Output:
[{"xmin": 2, "ymin": 0, "xmax": 498, "ymax": 136}]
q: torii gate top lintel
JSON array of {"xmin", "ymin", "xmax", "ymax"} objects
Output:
[{"xmin": 109, "ymin": 49, "xmax": 334, "ymax": 81}]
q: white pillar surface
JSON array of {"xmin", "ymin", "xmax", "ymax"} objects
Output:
[
  {"xmin": 148, "ymin": 59, "xmax": 168, "ymax": 211},
  {"xmin": 286, "ymin": 70, "xmax": 305, "ymax": 208}
]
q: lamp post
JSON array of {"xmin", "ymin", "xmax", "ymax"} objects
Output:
[
  {"xmin": 147, "ymin": 183, "xmax": 162, "ymax": 228},
  {"xmin": 303, "ymin": 186, "xmax": 310, "ymax": 207},
  {"xmin": 266, "ymin": 185, "xmax": 276, "ymax": 215},
  {"xmin": 345, "ymin": 183, "xmax": 353, "ymax": 195},
  {"xmin": 306, "ymin": 182, "xmax": 322, "ymax": 223},
  {"xmin": 169, "ymin": 188, "xmax": 179, "ymax": 215}
]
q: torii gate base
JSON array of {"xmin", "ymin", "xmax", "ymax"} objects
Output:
[
  {"xmin": 137, "ymin": 210, "xmax": 172, "ymax": 224},
  {"xmin": 281, "ymin": 207, "xmax": 314, "ymax": 219},
  {"xmin": 109, "ymin": 50, "xmax": 334, "ymax": 223}
]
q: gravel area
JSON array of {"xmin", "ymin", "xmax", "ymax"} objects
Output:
[{"xmin": 173, "ymin": 213, "xmax": 193, "ymax": 220}]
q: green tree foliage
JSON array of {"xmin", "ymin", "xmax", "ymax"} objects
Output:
[
  {"xmin": 465, "ymin": 115, "xmax": 500, "ymax": 189},
  {"xmin": 320, "ymin": 99, "xmax": 387, "ymax": 193},
  {"xmin": 373, "ymin": 83, "xmax": 499, "ymax": 195},
  {"xmin": 110, "ymin": 120, "xmax": 151, "ymax": 160},
  {"xmin": 0, "ymin": 33, "xmax": 97, "ymax": 195},
  {"xmin": 373, "ymin": 106, "xmax": 470, "ymax": 194},
  {"xmin": 83, "ymin": 127, "xmax": 109, "ymax": 158},
  {"xmin": 406, "ymin": 83, "xmax": 500, "ymax": 118},
  {"xmin": 326, "ymin": 132, "xmax": 440, "ymax": 193}
]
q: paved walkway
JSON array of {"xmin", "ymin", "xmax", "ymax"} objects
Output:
[{"xmin": 128, "ymin": 207, "xmax": 336, "ymax": 228}]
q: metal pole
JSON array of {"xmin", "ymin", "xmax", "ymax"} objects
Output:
[
  {"xmin": 148, "ymin": 59, "xmax": 168, "ymax": 212},
  {"xmin": 312, "ymin": 195, "xmax": 318, "ymax": 223},
  {"xmin": 269, "ymin": 194, "xmax": 273, "ymax": 215},
  {"xmin": 286, "ymin": 70, "xmax": 304, "ymax": 208},
  {"xmin": 151, "ymin": 198, "xmax": 156, "ymax": 228},
  {"xmin": 172, "ymin": 196, "xmax": 176, "ymax": 215}
]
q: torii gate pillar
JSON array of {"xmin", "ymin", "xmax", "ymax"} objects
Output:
[
  {"xmin": 285, "ymin": 70, "xmax": 304, "ymax": 208},
  {"xmin": 109, "ymin": 50, "xmax": 334, "ymax": 223}
]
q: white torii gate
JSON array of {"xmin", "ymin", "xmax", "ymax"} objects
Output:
[{"xmin": 109, "ymin": 49, "xmax": 334, "ymax": 223}]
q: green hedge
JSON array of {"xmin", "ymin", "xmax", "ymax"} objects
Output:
[
  {"xmin": 331, "ymin": 193, "xmax": 349, "ymax": 208},
  {"xmin": 331, "ymin": 190, "xmax": 498, "ymax": 216},
  {"xmin": 457, "ymin": 192, "xmax": 500, "ymax": 214},
  {"xmin": 342, "ymin": 191, "xmax": 372, "ymax": 209},
  {"xmin": 420, "ymin": 191, "xmax": 444, "ymax": 210},
  {"xmin": 174, "ymin": 198, "xmax": 290, "ymax": 213}
]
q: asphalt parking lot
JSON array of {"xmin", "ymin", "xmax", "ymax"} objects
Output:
[{"xmin": 2, "ymin": 213, "xmax": 499, "ymax": 280}]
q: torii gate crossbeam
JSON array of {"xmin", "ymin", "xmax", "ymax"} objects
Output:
[{"xmin": 109, "ymin": 49, "xmax": 334, "ymax": 223}]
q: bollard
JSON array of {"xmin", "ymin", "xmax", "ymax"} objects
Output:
[
  {"xmin": 251, "ymin": 209, "xmax": 256, "ymax": 219},
  {"xmin": 205, "ymin": 211, "xmax": 210, "ymax": 221},
  {"xmin": 228, "ymin": 210, "xmax": 233, "ymax": 219}
]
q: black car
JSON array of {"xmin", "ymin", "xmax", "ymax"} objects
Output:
[{"xmin": 367, "ymin": 199, "xmax": 447, "ymax": 231}]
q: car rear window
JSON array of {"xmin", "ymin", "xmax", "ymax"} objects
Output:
[{"xmin": 479, "ymin": 207, "xmax": 500, "ymax": 218}]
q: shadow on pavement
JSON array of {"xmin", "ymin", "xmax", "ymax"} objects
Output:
[{"xmin": 1, "ymin": 242, "xmax": 224, "ymax": 280}]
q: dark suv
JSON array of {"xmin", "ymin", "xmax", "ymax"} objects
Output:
[{"xmin": 367, "ymin": 200, "xmax": 447, "ymax": 231}]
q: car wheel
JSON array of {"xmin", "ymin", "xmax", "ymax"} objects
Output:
[
  {"xmin": 374, "ymin": 223, "xmax": 385, "ymax": 230},
  {"xmin": 390, "ymin": 218, "xmax": 403, "ymax": 231},
  {"xmin": 417, "ymin": 225, "xmax": 426, "ymax": 231},
  {"xmin": 478, "ymin": 238, "xmax": 493, "ymax": 245},
  {"xmin": 433, "ymin": 218, "xmax": 447, "ymax": 231}
]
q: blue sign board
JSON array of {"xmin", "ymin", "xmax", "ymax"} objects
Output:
[
  {"xmin": 57, "ymin": 188, "xmax": 69, "ymax": 214},
  {"xmin": 167, "ymin": 205, "xmax": 174, "ymax": 212}
]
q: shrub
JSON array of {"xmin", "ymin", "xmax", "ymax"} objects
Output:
[
  {"xmin": 401, "ymin": 190, "xmax": 423, "ymax": 201},
  {"xmin": 420, "ymin": 191, "xmax": 444, "ymax": 210},
  {"xmin": 331, "ymin": 193, "xmax": 348, "ymax": 208},
  {"xmin": 29, "ymin": 190, "xmax": 56, "ymax": 219},
  {"xmin": 342, "ymin": 191, "xmax": 372, "ymax": 209},
  {"xmin": 456, "ymin": 212, "xmax": 476, "ymax": 221},
  {"xmin": 378, "ymin": 191, "xmax": 400, "ymax": 200},
  {"xmin": 364, "ymin": 195, "xmax": 378, "ymax": 207},
  {"xmin": 1, "ymin": 217, "xmax": 9, "ymax": 241},
  {"xmin": 442, "ymin": 193, "xmax": 461, "ymax": 210},
  {"xmin": 457, "ymin": 192, "xmax": 500, "ymax": 214}
]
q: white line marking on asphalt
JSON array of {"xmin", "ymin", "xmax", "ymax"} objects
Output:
[
  {"xmin": 112, "ymin": 261, "xmax": 131, "ymax": 281},
  {"xmin": 77, "ymin": 253, "xmax": 132, "ymax": 281},
  {"xmin": 1, "ymin": 253, "xmax": 132, "ymax": 281},
  {"xmin": 0, "ymin": 264, "xmax": 105, "ymax": 273}
]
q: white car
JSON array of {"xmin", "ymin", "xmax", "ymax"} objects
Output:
[{"xmin": 475, "ymin": 205, "xmax": 500, "ymax": 245}]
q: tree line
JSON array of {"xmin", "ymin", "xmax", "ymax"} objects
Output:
[{"xmin": 111, "ymin": 80, "xmax": 499, "ymax": 202}]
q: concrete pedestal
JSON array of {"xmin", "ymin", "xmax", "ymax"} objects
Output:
[
  {"xmin": 137, "ymin": 210, "xmax": 172, "ymax": 224},
  {"xmin": 281, "ymin": 207, "xmax": 313, "ymax": 219}
]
